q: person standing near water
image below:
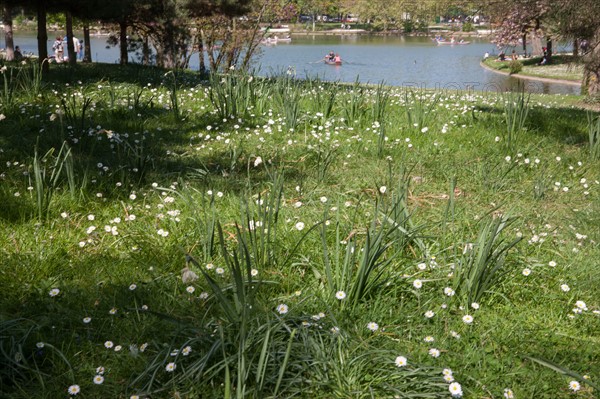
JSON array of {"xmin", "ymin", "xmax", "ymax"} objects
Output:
[
  {"xmin": 52, "ymin": 36, "xmax": 64, "ymax": 62},
  {"xmin": 72, "ymin": 36, "xmax": 81, "ymax": 62},
  {"xmin": 78, "ymin": 39, "xmax": 84, "ymax": 60}
]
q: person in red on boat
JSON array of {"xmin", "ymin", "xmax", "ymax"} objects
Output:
[{"xmin": 334, "ymin": 53, "xmax": 342, "ymax": 63}]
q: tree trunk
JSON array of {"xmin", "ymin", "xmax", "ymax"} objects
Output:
[
  {"xmin": 583, "ymin": 27, "xmax": 600, "ymax": 97},
  {"xmin": 66, "ymin": 11, "xmax": 76, "ymax": 66},
  {"xmin": 119, "ymin": 20, "xmax": 128, "ymax": 65},
  {"xmin": 573, "ymin": 38, "xmax": 578, "ymax": 58},
  {"xmin": 163, "ymin": 25, "xmax": 176, "ymax": 69},
  {"xmin": 37, "ymin": 3, "xmax": 48, "ymax": 73},
  {"xmin": 83, "ymin": 23, "xmax": 92, "ymax": 62},
  {"xmin": 546, "ymin": 38, "xmax": 553, "ymax": 62},
  {"xmin": 198, "ymin": 36, "xmax": 205, "ymax": 73},
  {"xmin": 522, "ymin": 33, "xmax": 527, "ymax": 54},
  {"xmin": 3, "ymin": 4, "xmax": 14, "ymax": 61},
  {"xmin": 143, "ymin": 35, "xmax": 150, "ymax": 65}
]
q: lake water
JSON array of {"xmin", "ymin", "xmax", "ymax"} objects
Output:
[{"xmin": 9, "ymin": 31, "xmax": 579, "ymax": 95}]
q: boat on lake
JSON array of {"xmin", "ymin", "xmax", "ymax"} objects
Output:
[
  {"xmin": 324, "ymin": 59, "xmax": 342, "ymax": 65},
  {"xmin": 261, "ymin": 35, "xmax": 292, "ymax": 45},
  {"xmin": 436, "ymin": 39, "xmax": 471, "ymax": 45}
]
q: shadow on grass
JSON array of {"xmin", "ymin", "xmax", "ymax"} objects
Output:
[
  {"xmin": 526, "ymin": 107, "xmax": 588, "ymax": 145},
  {"xmin": 45, "ymin": 62, "xmax": 206, "ymax": 88},
  {"xmin": 474, "ymin": 103, "xmax": 590, "ymax": 146}
]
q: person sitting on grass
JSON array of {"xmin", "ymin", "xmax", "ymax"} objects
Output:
[
  {"xmin": 539, "ymin": 47, "xmax": 549, "ymax": 65},
  {"xmin": 14, "ymin": 46, "xmax": 23, "ymax": 62}
]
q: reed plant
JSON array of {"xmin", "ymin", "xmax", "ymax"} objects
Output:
[
  {"xmin": 502, "ymin": 87, "xmax": 530, "ymax": 150},
  {"xmin": 310, "ymin": 143, "xmax": 339, "ymax": 182},
  {"xmin": 371, "ymin": 82, "xmax": 390, "ymax": 124},
  {"xmin": 475, "ymin": 158, "xmax": 518, "ymax": 193},
  {"xmin": 320, "ymin": 179, "xmax": 421, "ymax": 312},
  {"xmin": 453, "ymin": 212, "xmax": 522, "ymax": 304},
  {"xmin": 127, "ymin": 84, "xmax": 153, "ymax": 112},
  {"xmin": 308, "ymin": 78, "xmax": 337, "ymax": 120},
  {"xmin": 134, "ymin": 202, "xmax": 305, "ymax": 397},
  {"xmin": 32, "ymin": 141, "xmax": 75, "ymax": 221},
  {"xmin": 1, "ymin": 65, "xmax": 17, "ymax": 111},
  {"xmin": 209, "ymin": 70, "xmax": 269, "ymax": 120},
  {"xmin": 342, "ymin": 79, "xmax": 366, "ymax": 126},
  {"xmin": 533, "ymin": 166, "xmax": 549, "ymax": 200},
  {"xmin": 380, "ymin": 172, "xmax": 427, "ymax": 255},
  {"xmin": 17, "ymin": 60, "xmax": 46, "ymax": 100},
  {"xmin": 276, "ymin": 81, "xmax": 302, "ymax": 131},
  {"xmin": 587, "ymin": 111, "xmax": 600, "ymax": 160},
  {"xmin": 60, "ymin": 91, "xmax": 93, "ymax": 132},
  {"xmin": 164, "ymin": 70, "xmax": 180, "ymax": 119},
  {"xmin": 403, "ymin": 88, "xmax": 439, "ymax": 133}
]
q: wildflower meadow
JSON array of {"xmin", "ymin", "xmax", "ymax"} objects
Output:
[{"xmin": 0, "ymin": 62, "xmax": 598, "ymax": 398}]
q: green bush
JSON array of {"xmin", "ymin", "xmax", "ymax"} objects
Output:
[
  {"xmin": 462, "ymin": 22, "xmax": 474, "ymax": 32},
  {"xmin": 509, "ymin": 60, "xmax": 523, "ymax": 74}
]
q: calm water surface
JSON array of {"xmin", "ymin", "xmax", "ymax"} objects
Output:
[{"xmin": 9, "ymin": 32, "xmax": 579, "ymax": 95}]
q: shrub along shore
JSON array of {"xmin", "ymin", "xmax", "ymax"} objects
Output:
[{"xmin": 0, "ymin": 62, "xmax": 598, "ymax": 398}]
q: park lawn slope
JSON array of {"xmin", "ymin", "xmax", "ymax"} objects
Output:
[{"xmin": 0, "ymin": 62, "xmax": 598, "ymax": 399}]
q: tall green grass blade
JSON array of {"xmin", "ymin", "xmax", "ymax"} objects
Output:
[
  {"xmin": 274, "ymin": 328, "xmax": 296, "ymax": 397},
  {"xmin": 525, "ymin": 356, "xmax": 600, "ymax": 391}
]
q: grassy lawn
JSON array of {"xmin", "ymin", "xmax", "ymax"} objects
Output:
[
  {"xmin": 483, "ymin": 55, "xmax": 584, "ymax": 82},
  {"xmin": 0, "ymin": 61, "xmax": 599, "ymax": 399}
]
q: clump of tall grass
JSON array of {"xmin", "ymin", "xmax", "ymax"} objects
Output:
[
  {"xmin": 475, "ymin": 158, "xmax": 518, "ymax": 193},
  {"xmin": 1, "ymin": 65, "xmax": 17, "ymax": 111},
  {"xmin": 60, "ymin": 91, "xmax": 93, "ymax": 132},
  {"xmin": 17, "ymin": 60, "xmax": 47, "ymax": 101},
  {"xmin": 309, "ymin": 143, "xmax": 339, "ymax": 182},
  {"xmin": 342, "ymin": 79, "xmax": 367, "ymax": 125},
  {"xmin": 320, "ymin": 175, "xmax": 423, "ymax": 312},
  {"xmin": 371, "ymin": 82, "xmax": 390, "ymax": 123},
  {"xmin": 403, "ymin": 88, "xmax": 439, "ymax": 133},
  {"xmin": 297, "ymin": 330, "xmax": 448, "ymax": 397},
  {"xmin": 372, "ymin": 83, "xmax": 391, "ymax": 158},
  {"xmin": 307, "ymin": 78, "xmax": 337, "ymax": 120},
  {"xmin": 0, "ymin": 318, "xmax": 73, "ymax": 391},
  {"xmin": 274, "ymin": 76, "xmax": 302, "ymax": 131},
  {"xmin": 134, "ymin": 173, "xmax": 316, "ymax": 397},
  {"xmin": 453, "ymin": 212, "xmax": 523, "ymax": 304},
  {"xmin": 1, "ymin": 62, "xmax": 47, "ymax": 111},
  {"xmin": 502, "ymin": 87, "xmax": 530, "ymax": 150},
  {"xmin": 209, "ymin": 70, "xmax": 270, "ymax": 120},
  {"xmin": 533, "ymin": 166, "xmax": 549, "ymax": 200},
  {"xmin": 32, "ymin": 141, "xmax": 76, "ymax": 221},
  {"xmin": 163, "ymin": 70, "xmax": 181, "ymax": 119},
  {"xmin": 587, "ymin": 111, "xmax": 600, "ymax": 160}
]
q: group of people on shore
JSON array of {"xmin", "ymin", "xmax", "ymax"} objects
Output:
[
  {"xmin": 52, "ymin": 35, "xmax": 83, "ymax": 63},
  {"xmin": 492, "ymin": 49, "xmax": 526, "ymax": 62}
]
